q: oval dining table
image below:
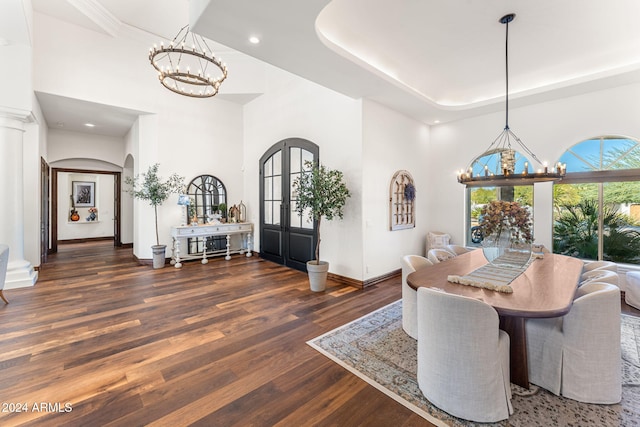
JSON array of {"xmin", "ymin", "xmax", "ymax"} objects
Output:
[{"xmin": 407, "ymin": 248, "xmax": 583, "ymax": 388}]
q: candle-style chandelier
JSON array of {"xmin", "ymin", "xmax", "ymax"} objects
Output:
[
  {"xmin": 149, "ymin": 25, "xmax": 228, "ymax": 98},
  {"xmin": 457, "ymin": 14, "xmax": 565, "ymax": 187}
]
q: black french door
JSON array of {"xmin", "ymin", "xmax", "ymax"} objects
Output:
[{"xmin": 259, "ymin": 138, "xmax": 318, "ymax": 272}]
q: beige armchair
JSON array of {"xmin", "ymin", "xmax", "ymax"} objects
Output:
[
  {"xmin": 401, "ymin": 255, "xmax": 433, "ymax": 339},
  {"xmin": 580, "ymin": 269, "xmax": 618, "ymax": 288},
  {"xmin": 425, "ymin": 231, "xmax": 450, "ymax": 253},
  {"xmin": 445, "ymin": 244, "xmax": 470, "ymax": 255},
  {"xmin": 526, "ymin": 282, "xmax": 621, "ymax": 403},
  {"xmin": 582, "ymin": 260, "xmax": 617, "ymax": 274},
  {"xmin": 0, "ymin": 244, "xmax": 9, "ymax": 304},
  {"xmin": 427, "ymin": 248, "xmax": 456, "ymax": 264},
  {"xmin": 417, "ymin": 287, "xmax": 512, "ymax": 422}
]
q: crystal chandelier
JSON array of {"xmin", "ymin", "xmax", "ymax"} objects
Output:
[
  {"xmin": 457, "ymin": 14, "xmax": 565, "ymax": 187},
  {"xmin": 149, "ymin": 25, "xmax": 228, "ymax": 98}
]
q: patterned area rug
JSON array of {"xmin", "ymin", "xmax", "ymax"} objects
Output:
[{"xmin": 307, "ymin": 301, "xmax": 640, "ymax": 426}]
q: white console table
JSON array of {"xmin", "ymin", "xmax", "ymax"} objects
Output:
[{"xmin": 170, "ymin": 222, "xmax": 253, "ymax": 268}]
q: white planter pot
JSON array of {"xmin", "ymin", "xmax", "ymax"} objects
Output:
[
  {"xmin": 306, "ymin": 260, "xmax": 329, "ymax": 292},
  {"xmin": 152, "ymin": 245, "xmax": 167, "ymax": 269}
]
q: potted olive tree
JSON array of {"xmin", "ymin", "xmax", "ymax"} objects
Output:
[
  {"xmin": 125, "ymin": 164, "xmax": 184, "ymax": 268},
  {"xmin": 293, "ymin": 160, "xmax": 350, "ymax": 291}
]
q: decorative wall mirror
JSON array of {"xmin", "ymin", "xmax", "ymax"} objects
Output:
[
  {"xmin": 186, "ymin": 174, "xmax": 227, "ymax": 223},
  {"xmin": 185, "ymin": 175, "xmax": 228, "ymax": 254}
]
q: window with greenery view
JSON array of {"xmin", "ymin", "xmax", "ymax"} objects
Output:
[{"xmin": 553, "ymin": 136, "xmax": 640, "ymax": 264}]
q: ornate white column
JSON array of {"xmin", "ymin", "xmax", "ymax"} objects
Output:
[{"xmin": 0, "ymin": 113, "xmax": 38, "ymax": 288}]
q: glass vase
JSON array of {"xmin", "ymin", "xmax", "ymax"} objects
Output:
[{"xmin": 482, "ymin": 230, "xmax": 532, "ymax": 268}]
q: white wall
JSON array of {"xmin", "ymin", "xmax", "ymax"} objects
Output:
[
  {"xmin": 243, "ymin": 65, "xmax": 364, "ymax": 279},
  {"xmin": 361, "ymin": 100, "xmax": 431, "ymax": 279},
  {"xmin": 26, "ymin": 96, "xmax": 48, "ymax": 266},
  {"xmin": 57, "ymin": 172, "xmax": 114, "ymax": 240},
  {"xmin": 47, "ymin": 129, "xmax": 125, "ymax": 167},
  {"xmin": 0, "ymin": 44, "xmax": 32, "ymax": 115},
  {"xmin": 430, "ymin": 82, "xmax": 640, "ymax": 247}
]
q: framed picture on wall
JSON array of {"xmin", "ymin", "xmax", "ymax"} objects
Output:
[{"xmin": 73, "ymin": 181, "xmax": 95, "ymax": 207}]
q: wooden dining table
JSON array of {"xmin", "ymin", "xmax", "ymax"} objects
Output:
[{"xmin": 407, "ymin": 249, "xmax": 583, "ymax": 388}]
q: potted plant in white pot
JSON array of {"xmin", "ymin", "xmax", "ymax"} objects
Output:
[
  {"xmin": 293, "ymin": 160, "xmax": 350, "ymax": 291},
  {"xmin": 125, "ymin": 164, "xmax": 184, "ymax": 269}
]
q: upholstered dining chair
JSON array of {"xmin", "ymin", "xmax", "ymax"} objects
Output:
[
  {"xmin": 427, "ymin": 248, "xmax": 456, "ymax": 264},
  {"xmin": 425, "ymin": 231, "xmax": 450, "ymax": 253},
  {"xmin": 525, "ymin": 282, "xmax": 621, "ymax": 404},
  {"xmin": 401, "ymin": 255, "xmax": 433, "ymax": 339},
  {"xmin": 582, "ymin": 260, "xmax": 617, "ymax": 274},
  {"xmin": 0, "ymin": 244, "xmax": 9, "ymax": 304},
  {"xmin": 445, "ymin": 244, "xmax": 470, "ymax": 255},
  {"xmin": 580, "ymin": 269, "xmax": 619, "ymax": 288},
  {"xmin": 417, "ymin": 287, "xmax": 513, "ymax": 422}
]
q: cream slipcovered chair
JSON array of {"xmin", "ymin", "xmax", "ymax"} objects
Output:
[
  {"xmin": 417, "ymin": 287, "xmax": 513, "ymax": 422},
  {"xmin": 625, "ymin": 271, "xmax": 640, "ymax": 310},
  {"xmin": 580, "ymin": 269, "xmax": 619, "ymax": 288},
  {"xmin": 427, "ymin": 248, "xmax": 456, "ymax": 264},
  {"xmin": 0, "ymin": 244, "xmax": 9, "ymax": 304},
  {"xmin": 426, "ymin": 231, "xmax": 450, "ymax": 253},
  {"xmin": 445, "ymin": 244, "xmax": 470, "ymax": 255},
  {"xmin": 401, "ymin": 255, "xmax": 433, "ymax": 339},
  {"xmin": 582, "ymin": 260, "xmax": 617, "ymax": 274},
  {"xmin": 525, "ymin": 282, "xmax": 621, "ymax": 403}
]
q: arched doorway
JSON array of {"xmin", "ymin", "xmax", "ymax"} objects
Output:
[
  {"xmin": 50, "ymin": 167, "xmax": 122, "ymax": 253},
  {"xmin": 259, "ymin": 138, "xmax": 318, "ymax": 272}
]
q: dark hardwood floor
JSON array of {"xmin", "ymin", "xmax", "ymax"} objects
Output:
[
  {"xmin": 0, "ymin": 241, "xmax": 433, "ymax": 427},
  {"xmin": 1, "ymin": 242, "xmax": 638, "ymax": 426}
]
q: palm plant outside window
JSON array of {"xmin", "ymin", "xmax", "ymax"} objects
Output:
[{"xmin": 553, "ymin": 136, "xmax": 640, "ymax": 264}]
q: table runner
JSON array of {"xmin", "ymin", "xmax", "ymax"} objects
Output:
[{"xmin": 447, "ymin": 255, "xmax": 537, "ymax": 293}]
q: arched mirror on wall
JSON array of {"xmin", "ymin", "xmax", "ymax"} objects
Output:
[
  {"xmin": 186, "ymin": 175, "xmax": 227, "ymax": 222},
  {"xmin": 185, "ymin": 175, "xmax": 227, "ymax": 254}
]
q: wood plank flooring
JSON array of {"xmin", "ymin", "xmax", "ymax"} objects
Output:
[
  {"xmin": 0, "ymin": 242, "xmax": 433, "ymax": 427},
  {"xmin": 1, "ymin": 242, "xmax": 638, "ymax": 426}
]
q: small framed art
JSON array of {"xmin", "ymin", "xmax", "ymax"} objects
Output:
[{"xmin": 72, "ymin": 181, "xmax": 95, "ymax": 207}]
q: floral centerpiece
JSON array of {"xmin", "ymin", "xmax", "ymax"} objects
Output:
[{"xmin": 479, "ymin": 200, "xmax": 533, "ymax": 267}]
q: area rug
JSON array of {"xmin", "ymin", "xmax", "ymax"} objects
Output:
[{"xmin": 307, "ymin": 300, "xmax": 640, "ymax": 426}]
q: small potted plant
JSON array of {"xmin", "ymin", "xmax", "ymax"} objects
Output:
[
  {"xmin": 125, "ymin": 164, "xmax": 184, "ymax": 268},
  {"xmin": 293, "ymin": 160, "xmax": 350, "ymax": 291}
]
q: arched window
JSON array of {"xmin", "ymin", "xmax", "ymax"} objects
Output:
[{"xmin": 553, "ymin": 136, "xmax": 640, "ymax": 264}]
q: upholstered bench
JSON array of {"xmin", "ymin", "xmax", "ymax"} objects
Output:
[{"xmin": 625, "ymin": 271, "xmax": 640, "ymax": 310}]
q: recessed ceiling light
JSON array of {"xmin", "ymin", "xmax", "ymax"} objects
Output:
[
  {"xmin": 56, "ymin": 121, "xmax": 64, "ymax": 127},
  {"xmin": 249, "ymin": 36, "xmax": 260, "ymax": 44},
  {"xmin": 433, "ymin": 120, "xmax": 440, "ymax": 124},
  {"xmin": 84, "ymin": 123, "xmax": 96, "ymax": 128}
]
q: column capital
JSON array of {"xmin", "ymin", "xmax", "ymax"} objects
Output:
[{"xmin": 0, "ymin": 106, "xmax": 34, "ymax": 131}]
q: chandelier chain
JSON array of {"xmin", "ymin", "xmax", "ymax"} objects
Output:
[{"xmin": 456, "ymin": 13, "xmax": 565, "ymax": 186}]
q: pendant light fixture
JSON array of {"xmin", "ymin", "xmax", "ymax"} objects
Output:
[
  {"xmin": 149, "ymin": 25, "xmax": 228, "ymax": 98},
  {"xmin": 457, "ymin": 14, "xmax": 565, "ymax": 187}
]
